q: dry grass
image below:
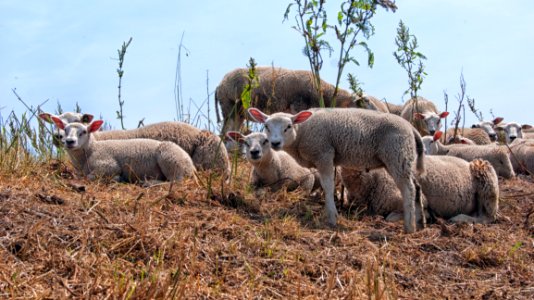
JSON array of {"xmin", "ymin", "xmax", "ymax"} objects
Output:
[{"xmin": 0, "ymin": 155, "xmax": 533, "ymax": 299}]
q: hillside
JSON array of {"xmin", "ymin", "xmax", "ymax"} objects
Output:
[{"xmin": 0, "ymin": 157, "xmax": 533, "ymax": 299}]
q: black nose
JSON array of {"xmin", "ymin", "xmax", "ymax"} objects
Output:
[
  {"xmin": 66, "ymin": 140, "xmax": 75, "ymax": 147},
  {"xmin": 271, "ymin": 141, "xmax": 281, "ymax": 149},
  {"xmin": 489, "ymin": 134, "xmax": 497, "ymax": 141},
  {"xmin": 429, "ymin": 130, "xmax": 435, "ymax": 135},
  {"xmin": 250, "ymin": 149, "xmax": 260, "ymax": 158},
  {"xmin": 510, "ymin": 136, "xmax": 516, "ymax": 141}
]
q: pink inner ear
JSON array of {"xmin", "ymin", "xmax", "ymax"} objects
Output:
[
  {"xmin": 440, "ymin": 111, "xmax": 450, "ymax": 118},
  {"xmin": 226, "ymin": 131, "xmax": 244, "ymax": 142},
  {"xmin": 292, "ymin": 111, "xmax": 313, "ymax": 124},
  {"xmin": 50, "ymin": 116, "xmax": 65, "ymax": 129},
  {"xmin": 88, "ymin": 120, "xmax": 104, "ymax": 132},
  {"xmin": 248, "ymin": 108, "xmax": 267, "ymax": 123},
  {"xmin": 493, "ymin": 117, "xmax": 504, "ymax": 125},
  {"xmin": 414, "ymin": 113, "xmax": 425, "ymax": 120},
  {"xmin": 433, "ymin": 131, "xmax": 443, "ymax": 141}
]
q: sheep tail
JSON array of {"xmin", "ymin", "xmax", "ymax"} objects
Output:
[
  {"xmin": 214, "ymin": 86, "xmax": 221, "ymax": 124},
  {"xmin": 469, "ymin": 159, "xmax": 499, "ymax": 223},
  {"xmin": 413, "ymin": 127, "xmax": 425, "ymax": 175}
]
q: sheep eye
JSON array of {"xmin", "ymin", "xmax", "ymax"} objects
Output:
[
  {"xmin": 284, "ymin": 124, "xmax": 292, "ymax": 132},
  {"xmin": 80, "ymin": 130, "xmax": 87, "ymax": 136}
]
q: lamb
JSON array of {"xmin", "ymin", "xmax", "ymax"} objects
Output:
[
  {"xmin": 50, "ymin": 117, "xmax": 196, "ymax": 183},
  {"xmin": 400, "ymin": 97, "xmax": 449, "ymax": 136},
  {"xmin": 442, "ymin": 127, "xmax": 492, "ymax": 145},
  {"xmin": 341, "ymin": 156, "xmax": 499, "ymax": 224},
  {"xmin": 39, "ymin": 112, "xmax": 93, "ymax": 146},
  {"xmin": 470, "ymin": 117, "xmax": 504, "ymax": 142},
  {"xmin": 508, "ymin": 138, "xmax": 534, "ymax": 174},
  {"xmin": 40, "ymin": 113, "xmax": 230, "ymax": 177},
  {"xmin": 226, "ymin": 131, "xmax": 316, "ymax": 194},
  {"xmin": 422, "ymin": 131, "xmax": 515, "ymax": 178},
  {"xmin": 248, "ymin": 107, "xmax": 425, "ymax": 233},
  {"xmin": 495, "ymin": 122, "xmax": 533, "ymax": 144},
  {"xmin": 215, "ymin": 66, "xmax": 357, "ymax": 135}
]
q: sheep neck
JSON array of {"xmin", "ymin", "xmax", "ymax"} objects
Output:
[
  {"xmin": 251, "ymin": 150, "xmax": 280, "ymax": 182},
  {"xmin": 65, "ymin": 135, "xmax": 98, "ymax": 174}
]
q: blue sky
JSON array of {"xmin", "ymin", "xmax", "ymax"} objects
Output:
[{"xmin": 1, "ymin": 0, "xmax": 534, "ymax": 132}]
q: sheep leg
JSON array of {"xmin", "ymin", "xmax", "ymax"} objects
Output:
[
  {"xmin": 392, "ymin": 176, "xmax": 417, "ymax": 233},
  {"xmin": 317, "ymin": 163, "xmax": 338, "ymax": 226}
]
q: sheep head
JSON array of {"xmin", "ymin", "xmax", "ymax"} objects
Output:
[
  {"xmin": 413, "ymin": 111, "xmax": 449, "ymax": 135},
  {"xmin": 227, "ymin": 131, "xmax": 271, "ymax": 162},
  {"xmin": 50, "ymin": 116, "xmax": 103, "ymax": 149},
  {"xmin": 248, "ymin": 108, "xmax": 313, "ymax": 151}
]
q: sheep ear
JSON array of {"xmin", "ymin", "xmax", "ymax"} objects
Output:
[
  {"xmin": 88, "ymin": 120, "xmax": 104, "ymax": 133},
  {"xmin": 439, "ymin": 111, "xmax": 449, "ymax": 118},
  {"xmin": 433, "ymin": 131, "xmax": 443, "ymax": 141},
  {"xmin": 522, "ymin": 124, "xmax": 533, "ymax": 130},
  {"xmin": 413, "ymin": 112, "xmax": 425, "ymax": 120},
  {"xmin": 50, "ymin": 116, "xmax": 66, "ymax": 130},
  {"xmin": 248, "ymin": 108, "xmax": 269, "ymax": 123},
  {"xmin": 292, "ymin": 110, "xmax": 313, "ymax": 124},
  {"xmin": 81, "ymin": 114, "xmax": 94, "ymax": 123},
  {"xmin": 460, "ymin": 138, "xmax": 469, "ymax": 144},
  {"xmin": 226, "ymin": 131, "xmax": 245, "ymax": 143},
  {"xmin": 38, "ymin": 113, "xmax": 54, "ymax": 124},
  {"xmin": 493, "ymin": 117, "xmax": 504, "ymax": 125}
]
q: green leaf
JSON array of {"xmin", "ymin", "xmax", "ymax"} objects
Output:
[{"xmin": 338, "ymin": 11, "xmax": 343, "ymax": 23}]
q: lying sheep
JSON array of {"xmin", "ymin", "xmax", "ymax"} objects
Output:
[
  {"xmin": 422, "ymin": 131, "xmax": 515, "ymax": 178},
  {"xmin": 39, "ymin": 112, "xmax": 93, "ymax": 146},
  {"xmin": 400, "ymin": 97, "xmax": 449, "ymax": 136},
  {"xmin": 509, "ymin": 138, "xmax": 534, "ymax": 174},
  {"xmin": 470, "ymin": 117, "xmax": 504, "ymax": 142},
  {"xmin": 226, "ymin": 131, "xmax": 316, "ymax": 194},
  {"xmin": 496, "ymin": 122, "xmax": 534, "ymax": 144},
  {"xmin": 215, "ymin": 66, "xmax": 357, "ymax": 135},
  {"xmin": 50, "ymin": 117, "xmax": 196, "ymax": 183},
  {"xmin": 442, "ymin": 127, "xmax": 492, "ymax": 145},
  {"xmin": 341, "ymin": 156, "xmax": 499, "ymax": 224},
  {"xmin": 41, "ymin": 113, "xmax": 230, "ymax": 177},
  {"xmin": 248, "ymin": 107, "xmax": 425, "ymax": 233}
]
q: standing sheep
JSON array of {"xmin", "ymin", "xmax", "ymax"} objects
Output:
[
  {"xmin": 509, "ymin": 138, "xmax": 534, "ymax": 174},
  {"xmin": 215, "ymin": 66, "xmax": 357, "ymax": 136},
  {"xmin": 470, "ymin": 117, "xmax": 504, "ymax": 142},
  {"xmin": 400, "ymin": 97, "xmax": 449, "ymax": 136},
  {"xmin": 341, "ymin": 156, "xmax": 499, "ymax": 224},
  {"xmin": 442, "ymin": 127, "xmax": 492, "ymax": 145},
  {"xmin": 248, "ymin": 107, "xmax": 425, "ymax": 233},
  {"xmin": 495, "ymin": 122, "xmax": 533, "ymax": 144},
  {"xmin": 50, "ymin": 118, "xmax": 196, "ymax": 183},
  {"xmin": 422, "ymin": 131, "xmax": 515, "ymax": 178},
  {"xmin": 40, "ymin": 113, "xmax": 230, "ymax": 177},
  {"xmin": 226, "ymin": 131, "xmax": 316, "ymax": 194}
]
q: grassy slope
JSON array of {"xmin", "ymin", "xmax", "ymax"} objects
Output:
[{"xmin": 0, "ymin": 157, "xmax": 533, "ymax": 299}]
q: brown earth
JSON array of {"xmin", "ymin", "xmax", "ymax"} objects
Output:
[{"xmin": 0, "ymin": 159, "xmax": 533, "ymax": 299}]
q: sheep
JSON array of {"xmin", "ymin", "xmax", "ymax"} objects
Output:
[
  {"xmin": 226, "ymin": 131, "xmax": 316, "ymax": 194},
  {"xmin": 495, "ymin": 122, "xmax": 534, "ymax": 144},
  {"xmin": 470, "ymin": 117, "xmax": 504, "ymax": 142},
  {"xmin": 341, "ymin": 156, "xmax": 499, "ymax": 224},
  {"xmin": 39, "ymin": 112, "xmax": 94, "ymax": 146},
  {"xmin": 40, "ymin": 113, "xmax": 230, "ymax": 177},
  {"xmin": 422, "ymin": 131, "xmax": 515, "ymax": 179},
  {"xmin": 400, "ymin": 97, "xmax": 449, "ymax": 136},
  {"xmin": 442, "ymin": 127, "xmax": 492, "ymax": 145},
  {"xmin": 508, "ymin": 138, "xmax": 534, "ymax": 174},
  {"xmin": 382, "ymin": 101, "xmax": 403, "ymax": 115},
  {"xmin": 215, "ymin": 66, "xmax": 357, "ymax": 136},
  {"xmin": 247, "ymin": 107, "xmax": 425, "ymax": 233},
  {"xmin": 50, "ymin": 117, "xmax": 196, "ymax": 183},
  {"xmin": 354, "ymin": 95, "xmax": 389, "ymax": 113}
]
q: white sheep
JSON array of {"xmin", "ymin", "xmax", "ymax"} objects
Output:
[
  {"xmin": 509, "ymin": 138, "xmax": 534, "ymax": 174},
  {"xmin": 248, "ymin": 107, "xmax": 425, "ymax": 233},
  {"xmin": 495, "ymin": 122, "xmax": 534, "ymax": 144},
  {"xmin": 354, "ymin": 95, "xmax": 389, "ymax": 113},
  {"xmin": 39, "ymin": 112, "xmax": 93, "ymax": 146},
  {"xmin": 422, "ymin": 131, "xmax": 515, "ymax": 178},
  {"xmin": 226, "ymin": 131, "xmax": 316, "ymax": 194},
  {"xmin": 400, "ymin": 97, "xmax": 449, "ymax": 136},
  {"xmin": 442, "ymin": 127, "xmax": 492, "ymax": 145},
  {"xmin": 341, "ymin": 156, "xmax": 499, "ymax": 224},
  {"xmin": 470, "ymin": 117, "xmax": 504, "ymax": 142},
  {"xmin": 40, "ymin": 112, "xmax": 230, "ymax": 177},
  {"xmin": 50, "ymin": 117, "xmax": 196, "ymax": 183}
]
